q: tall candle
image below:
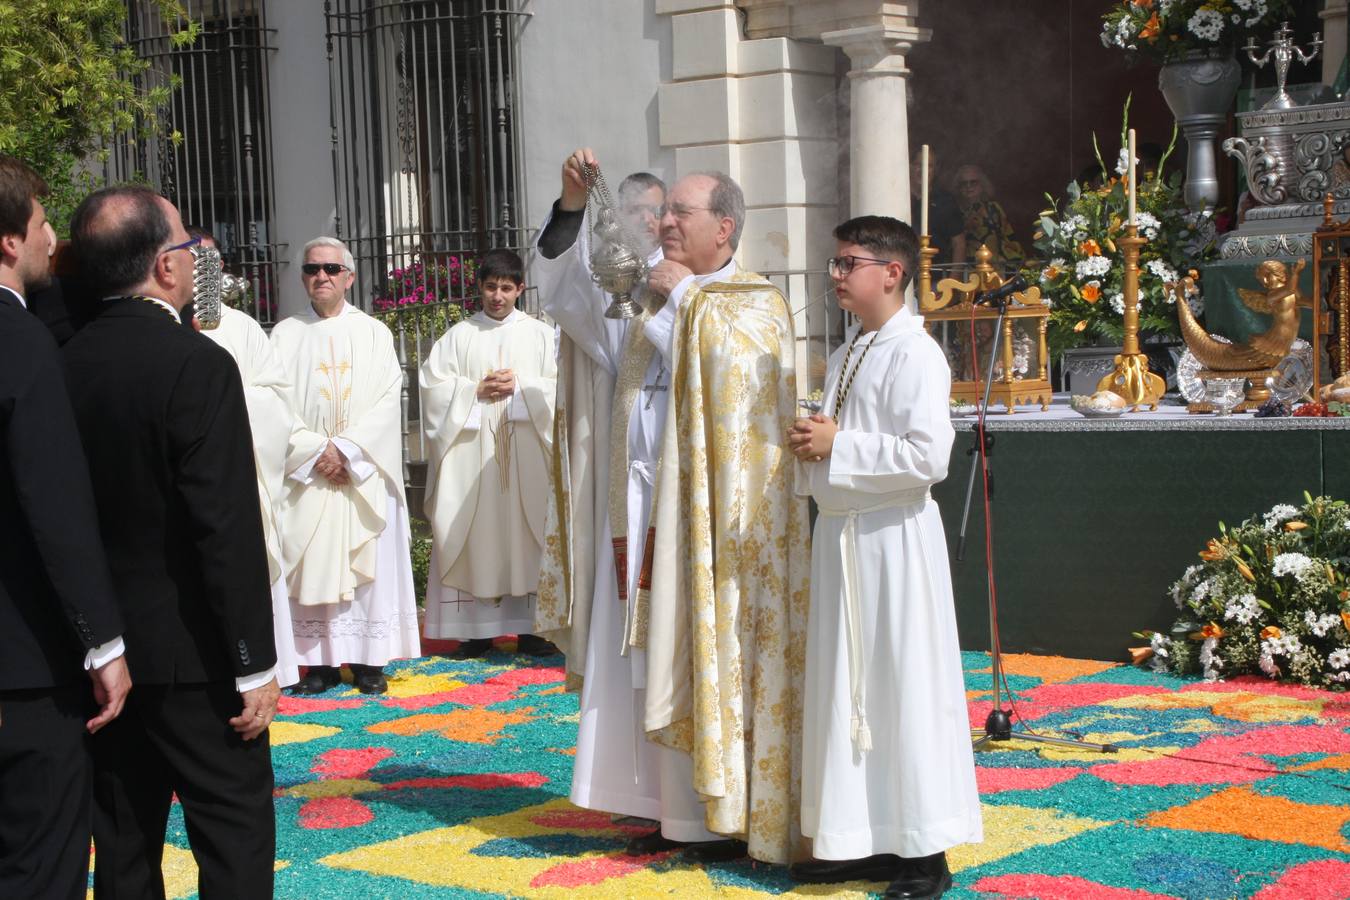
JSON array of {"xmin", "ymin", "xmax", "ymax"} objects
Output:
[
  {"xmin": 1127, "ymin": 128, "xmax": 1137, "ymax": 227},
  {"xmin": 920, "ymin": 144, "xmax": 930, "ymax": 236}
]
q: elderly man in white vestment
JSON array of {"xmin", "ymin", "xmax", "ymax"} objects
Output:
[
  {"xmin": 420, "ymin": 248, "xmax": 558, "ymax": 657},
  {"xmin": 533, "ymin": 151, "xmax": 743, "ymax": 860},
  {"xmin": 271, "ymin": 237, "xmax": 420, "ymax": 695},
  {"xmin": 789, "ymin": 216, "xmax": 982, "ymax": 900},
  {"xmin": 193, "ymin": 227, "xmax": 301, "ymax": 689}
]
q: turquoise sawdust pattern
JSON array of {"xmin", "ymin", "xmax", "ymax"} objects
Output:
[{"xmin": 115, "ymin": 647, "xmax": 1350, "ymax": 899}]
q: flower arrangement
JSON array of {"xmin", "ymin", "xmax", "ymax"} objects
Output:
[
  {"xmin": 1101, "ymin": 0, "xmax": 1294, "ymax": 62},
  {"xmin": 1136, "ymin": 494, "xmax": 1350, "ymax": 689},
  {"xmin": 1029, "ymin": 102, "xmax": 1214, "ymax": 359}
]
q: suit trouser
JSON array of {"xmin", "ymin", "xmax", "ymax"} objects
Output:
[
  {"xmin": 91, "ymin": 681, "xmax": 274, "ymax": 900},
  {"xmin": 0, "ymin": 684, "xmax": 93, "ymax": 900}
]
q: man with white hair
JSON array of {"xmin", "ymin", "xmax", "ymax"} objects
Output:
[{"xmin": 270, "ymin": 237, "xmax": 420, "ymax": 694}]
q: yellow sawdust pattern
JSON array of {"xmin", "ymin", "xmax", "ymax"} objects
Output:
[
  {"xmin": 284, "ymin": 778, "xmax": 381, "ymax": 800},
  {"xmin": 1108, "ymin": 690, "xmax": 1324, "ymax": 723},
  {"xmin": 1146, "ymin": 785, "xmax": 1350, "ymax": 852},
  {"xmin": 378, "ymin": 672, "xmax": 466, "ymax": 699},
  {"xmin": 367, "ymin": 707, "xmax": 535, "ymax": 744},
  {"xmin": 948, "ymin": 803, "xmax": 1109, "ymax": 871},
  {"xmin": 269, "ymin": 721, "xmax": 341, "ymax": 746}
]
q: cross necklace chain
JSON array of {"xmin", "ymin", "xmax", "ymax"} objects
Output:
[{"xmin": 830, "ymin": 328, "xmax": 876, "ymax": 424}]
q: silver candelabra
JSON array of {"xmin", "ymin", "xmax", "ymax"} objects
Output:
[{"xmin": 1244, "ymin": 21, "xmax": 1322, "ymax": 111}]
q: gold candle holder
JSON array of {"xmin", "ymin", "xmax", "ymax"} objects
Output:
[
  {"xmin": 917, "ymin": 233, "xmax": 940, "ymax": 311},
  {"xmin": 1097, "ymin": 225, "xmax": 1165, "ymax": 410}
]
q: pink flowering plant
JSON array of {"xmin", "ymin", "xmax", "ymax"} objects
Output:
[
  {"xmin": 1137, "ymin": 494, "xmax": 1350, "ymax": 689},
  {"xmin": 371, "ymin": 254, "xmax": 478, "ymax": 362}
]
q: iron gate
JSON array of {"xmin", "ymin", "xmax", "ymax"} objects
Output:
[
  {"xmin": 108, "ymin": 0, "xmax": 283, "ymax": 325},
  {"xmin": 323, "ymin": 0, "xmax": 530, "ymax": 316}
]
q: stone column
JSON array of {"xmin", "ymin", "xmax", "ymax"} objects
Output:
[
  {"xmin": 1321, "ymin": 0, "xmax": 1348, "ymax": 88},
  {"xmin": 821, "ymin": 24, "xmax": 929, "ymax": 222}
]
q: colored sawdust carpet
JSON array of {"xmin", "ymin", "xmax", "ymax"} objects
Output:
[{"xmin": 127, "ymin": 644, "xmax": 1350, "ymax": 899}]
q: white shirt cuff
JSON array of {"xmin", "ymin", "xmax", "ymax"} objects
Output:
[
  {"xmin": 236, "ymin": 665, "xmax": 276, "ymax": 694},
  {"xmin": 84, "ymin": 636, "xmax": 126, "ymax": 671},
  {"xmin": 331, "ymin": 437, "xmax": 377, "ymax": 483},
  {"xmin": 291, "ymin": 446, "xmax": 324, "ymax": 484}
]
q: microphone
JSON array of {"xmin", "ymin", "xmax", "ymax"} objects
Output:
[{"xmin": 974, "ymin": 274, "xmax": 1028, "ymax": 307}]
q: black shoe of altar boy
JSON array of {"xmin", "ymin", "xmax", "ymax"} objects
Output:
[
  {"xmin": 350, "ymin": 664, "xmax": 388, "ymax": 694},
  {"xmin": 293, "ymin": 664, "xmax": 342, "ymax": 695},
  {"xmin": 451, "ymin": 638, "xmax": 493, "ymax": 659},
  {"xmin": 789, "ymin": 853, "xmax": 903, "ymax": 884},
  {"xmin": 883, "ymin": 852, "xmax": 952, "ymax": 899},
  {"xmin": 681, "ymin": 838, "xmax": 747, "ymax": 863}
]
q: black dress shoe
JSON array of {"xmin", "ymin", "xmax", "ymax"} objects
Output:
[
  {"xmin": 883, "ymin": 852, "xmax": 952, "ymax": 900},
  {"xmin": 350, "ymin": 664, "xmax": 388, "ymax": 695},
  {"xmin": 293, "ymin": 665, "xmax": 341, "ymax": 695},
  {"xmin": 451, "ymin": 638, "xmax": 493, "ymax": 659},
  {"xmin": 516, "ymin": 633, "xmax": 560, "ymax": 657},
  {"xmin": 789, "ymin": 854, "xmax": 902, "ymax": 884},
  {"xmin": 624, "ymin": 827, "xmax": 689, "ymax": 856},
  {"xmin": 681, "ymin": 838, "xmax": 748, "ymax": 863}
]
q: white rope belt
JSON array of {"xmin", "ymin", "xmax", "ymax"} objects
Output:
[{"xmin": 817, "ymin": 487, "xmax": 930, "ymax": 753}]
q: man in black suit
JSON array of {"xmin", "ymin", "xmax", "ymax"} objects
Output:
[
  {"xmin": 64, "ymin": 185, "xmax": 281, "ymax": 900},
  {"xmin": 0, "ymin": 155, "xmax": 132, "ymax": 900}
]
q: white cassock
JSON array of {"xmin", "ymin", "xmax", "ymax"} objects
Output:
[
  {"xmin": 202, "ymin": 305, "xmax": 301, "ymax": 688},
  {"xmin": 270, "ymin": 301, "xmax": 421, "ymax": 667},
  {"xmin": 798, "ymin": 306, "xmax": 983, "ymax": 860},
  {"xmin": 420, "ymin": 309, "xmax": 557, "ymax": 638},
  {"xmin": 533, "ymin": 212, "xmax": 720, "ymax": 842}
]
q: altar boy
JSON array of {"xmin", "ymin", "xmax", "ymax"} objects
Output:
[
  {"xmin": 419, "ymin": 249, "xmax": 558, "ymax": 657},
  {"xmin": 788, "ymin": 216, "xmax": 982, "ymax": 899}
]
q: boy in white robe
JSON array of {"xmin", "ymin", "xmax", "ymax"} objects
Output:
[
  {"xmin": 420, "ymin": 248, "xmax": 558, "ymax": 657},
  {"xmin": 788, "ymin": 216, "xmax": 982, "ymax": 899}
]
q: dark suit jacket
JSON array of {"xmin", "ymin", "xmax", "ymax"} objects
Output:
[
  {"xmin": 0, "ymin": 289, "xmax": 124, "ymax": 690},
  {"xmin": 62, "ymin": 297, "xmax": 276, "ymax": 685}
]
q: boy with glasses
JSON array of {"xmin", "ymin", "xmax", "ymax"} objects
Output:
[{"xmin": 788, "ymin": 216, "xmax": 982, "ymax": 899}]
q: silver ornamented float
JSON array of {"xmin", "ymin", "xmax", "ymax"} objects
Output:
[{"xmin": 190, "ymin": 242, "xmax": 251, "ymax": 330}]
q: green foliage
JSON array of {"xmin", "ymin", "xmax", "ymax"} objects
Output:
[
  {"xmin": 1142, "ymin": 494, "xmax": 1350, "ymax": 689},
  {"xmin": 410, "ymin": 525, "xmax": 432, "ymax": 609},
  {"xmin": 0, "ymin": 0, "xmax": 197, "ymax": 232}
]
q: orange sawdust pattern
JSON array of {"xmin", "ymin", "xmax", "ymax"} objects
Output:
[
  {"xmin": 973, "ymin": 653, "xmax": 1118, "ymax": 684},
  {"xmin": 1145, "ymin": 785, "xmax": 1350, "ymax": 852},
  {"xmin": 1292, "ymin": 752, "xmax": 1350, "ymax": 772},
  {"xmin": 367, "ymin": 707, "xmax": 535, "ymax": 744}
]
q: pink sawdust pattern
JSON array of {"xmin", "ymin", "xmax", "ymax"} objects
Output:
[
  {"xmin": 529, "ymin": 853, "xmax": 672, "ymax": 888},
  {"xmin": 298, "ymin": 796, "xmax": 374, "ymax": 830},
  {"xmin": 312, "ymin": 747, "xmax": 395, "ymax": 779},
  {"xmin": 972, "ymin": 874, "xmax": 1180, "ymax": 899},
  {"xmin": 977, "ymin": 766, "xmax": 1084, "ymax": 793},
  {"xmin": 1251, "ymin": 858, "xmax": 1350, "ymax": 899}
]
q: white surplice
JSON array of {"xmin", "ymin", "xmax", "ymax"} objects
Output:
[
  {"xmin": 202, "ymin": 305, "xmax": 301, "ymax": 688},
  {"xmin": 270, "ymin": 301, "xmax": 420, "ymax": 667},
  {"xmin": 798, "ymin": 306, "xmax": 983, "ymax": 859},
  {"xmin": 420, "ymin": 309, "xmax": 557, "ymax": 639},
  {"xmin": 532, "ymin": 212, "xmax": 719, "ymax": 842}
]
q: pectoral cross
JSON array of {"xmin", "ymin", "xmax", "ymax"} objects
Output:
[{"xmin": 643, "ymin": 364, "xmax": 668, "ymax": 410}]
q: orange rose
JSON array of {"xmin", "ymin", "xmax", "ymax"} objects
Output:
[
  {"xmin": 1140, "ymin": 12, "xmax": 1160, "ymax": 39},
  {"xmin": 1082, "ymin": 284, "xmax": 1101, "ymax": 303},
  {"xmin": 1079, "ymin": 239, "xmax": 1102, "ymax": 257},
  {"xmin": 1260, "ymin": 625, "xmax": 1282, "ymax": 640},
  {"xmin": 1189, "ymin": 623, "xmax": 1225, "ymax": 641}
]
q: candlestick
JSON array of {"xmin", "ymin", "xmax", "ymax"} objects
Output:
[
  {"xmin": 920, "ymin": 144, "xmax": 929, "ymax": 237},
  {"xmin": 1096, "ymin": 225, "xmax": 1164, "ymax": 409},
  {"xmin": 1127, "ymin": 129, "xmax": 1137, "ymax": 227}
]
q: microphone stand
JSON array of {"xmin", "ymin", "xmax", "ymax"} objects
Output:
[{"xmin": 955, "ymin": 290, "xmax": 1117, "ymax": 754}]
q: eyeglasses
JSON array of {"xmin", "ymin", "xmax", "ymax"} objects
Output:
[
  {"xmin": 302, "ymin": 262, "xmax": 348, "ymax": 276},
  {"xmin": 622, "ymin": 204, "xmax": 665, "ymax": 219},
  {"xmin": 827, "ymin": 255, "xmax": 895, "ymax": 277},
  {"xmin": 162, "ymin": 236, "xmax": 202, "ymax": 256},
  {"xmin": 665, "ymin": 204, "xmax": 712, "ymax": 220}
]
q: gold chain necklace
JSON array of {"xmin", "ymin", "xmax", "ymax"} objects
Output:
[{"xmin": 830, "ymin": 328, "xmax": 876, "ymax": 423}]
